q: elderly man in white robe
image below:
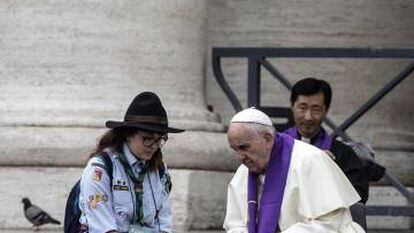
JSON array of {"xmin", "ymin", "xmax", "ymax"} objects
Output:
[{"xmin": 223, "ymin": 107, "xmax": 365, "ymax": 233}]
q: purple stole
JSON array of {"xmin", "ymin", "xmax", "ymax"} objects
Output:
[
  {"xmin": 247, "ymin": 133, "xmax": 294, "ymax": 233},
  {"xmin": 283, "ymin": 126, "xmax": 332, "ymax": 150}
]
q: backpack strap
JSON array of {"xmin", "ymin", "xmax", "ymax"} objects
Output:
[
  {"xmin": 96, "ymin": 151, "xmax": 114, "ymax": 187},
  {"xmin": 158, "ymin": 162, "xmax": 166, "ymax": 178},
  {"xmin": 159, "ymin": 162, "xmax": 172, "ymax": 194}
]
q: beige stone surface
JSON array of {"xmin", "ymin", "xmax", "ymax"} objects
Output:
[
  {"xmin": 0, "ymin": 128, "xmax": 238, "ymax": 172},
  {"xmin": 367, "ymin": 186, "xmax": 414, "ymax": 229},
  {"xmin": 375, "ymin": 150, "xmax": 414, "ymax": 185},
  {"xmin": 0, "ymin": 0, "xmax": 219, "ymax": 130},
  {"xmin": 0, "ymin": 167, "xmax": 79, "ymax": 229},
  {"xmin": 170, "ymin": 170, "xmax": 233, "ymax": 231}
]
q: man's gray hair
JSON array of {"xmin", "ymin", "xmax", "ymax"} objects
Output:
[{"xmin": 246, "ymin": 122, "xmax": 276, "ymax": 137}]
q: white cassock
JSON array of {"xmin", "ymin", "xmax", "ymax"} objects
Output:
[{"xmin": 223, "ymin": 139, "xmax": 366, "ymax": 233}]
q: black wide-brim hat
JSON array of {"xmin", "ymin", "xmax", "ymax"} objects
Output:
[{"xmin": 106, "ymin": 92, "xmax": 185, "ymax": 133}]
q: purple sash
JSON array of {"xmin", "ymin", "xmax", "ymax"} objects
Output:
[
  {"xmin": 283, "ymin": 126, "xmax": 332, "ymax": 150},
  {"xmin": 247, "ymin": 133, "xmax": 294, "ymax": 233}
]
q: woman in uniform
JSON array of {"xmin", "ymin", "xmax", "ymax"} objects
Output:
[{"xmin": 79, "ymin": 92, "xmax": 184, "ymax": 233}]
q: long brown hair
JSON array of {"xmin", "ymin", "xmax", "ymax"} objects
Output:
[{"xmin": 89, "ymin": 127, "xmax": 164, "ymax": 171}]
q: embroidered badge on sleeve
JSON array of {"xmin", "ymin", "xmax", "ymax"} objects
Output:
[
  {"xmin": 88, "ymin": 194, "xmax": 108, "ymax": 209},
  {"xmin": 92, "ymin": 168, "xmax": 103, "ymax": 182}
]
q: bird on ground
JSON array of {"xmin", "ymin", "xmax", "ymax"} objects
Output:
[{"xmin": 22, "ymin": 197, "xmax": 61, "ymax": 229}]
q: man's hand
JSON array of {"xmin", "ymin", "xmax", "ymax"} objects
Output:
[{"xmin": 323, "ymin": 150, "xmax": 336, "ymax": 160}]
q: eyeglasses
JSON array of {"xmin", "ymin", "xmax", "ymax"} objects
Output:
[{"xmin": 138, "ymin": 131, "xmax": 168, "ymax": 148}]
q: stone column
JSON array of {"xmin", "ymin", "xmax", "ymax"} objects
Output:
[{"xmin": 0, "ymin": 0, "xmax": 236, "ymax": 230}]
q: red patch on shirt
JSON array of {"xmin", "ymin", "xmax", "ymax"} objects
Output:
[{"xmin": 92, "ymin": 168, "xmax": 103, "ymax": 182}]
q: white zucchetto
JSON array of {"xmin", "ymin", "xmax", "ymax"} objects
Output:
[{"xmin": 229, "ymin": 107, "xmax": 273, "ymax": 126}]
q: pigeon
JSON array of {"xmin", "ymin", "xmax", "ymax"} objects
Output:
[{"xmin": 22, "ymin": 197, "xmax": 61, "ymax": 228}]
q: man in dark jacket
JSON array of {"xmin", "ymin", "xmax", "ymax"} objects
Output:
[{"xmin": 283, "ymin": 77, "xmax": 369, "ymax": 203}]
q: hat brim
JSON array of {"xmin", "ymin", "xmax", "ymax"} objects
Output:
[{"xmin": 105, "ymin": 121, "xmax": 185, "ymax": 133}]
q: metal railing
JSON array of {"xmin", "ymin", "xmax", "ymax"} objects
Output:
[{"xmin": 212, "ymin": 47, "xmax": 414, "ymax": 216}]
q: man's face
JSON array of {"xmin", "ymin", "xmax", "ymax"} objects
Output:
[
  {"xmin": 291, "ymin": 91, "xmax": 328, "ymax": 138},
  {"xmin": 227, "ymin": 123, "xmax": 272, "ymax": 173}
]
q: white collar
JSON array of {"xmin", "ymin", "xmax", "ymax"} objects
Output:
[
  {"xmin": 300, "ymin": 136, "xmax": 311, "ymax": 144},
  {"xmin": 122, "ymin": 143, "xmax": 144, "ymax": 167}
]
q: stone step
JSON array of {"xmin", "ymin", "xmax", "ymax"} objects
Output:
[
  {"xmin": 366, "ymin": 186, "xmax": 414, "ymax": 229},
  {"xmin": 0, "ymin": 128, "xmax": 237, "ymax": 172}
]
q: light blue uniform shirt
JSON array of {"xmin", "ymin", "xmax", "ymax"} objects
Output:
[{"xmin": 79, "ymin": 143, "xmax": 173, "ymax": 233}]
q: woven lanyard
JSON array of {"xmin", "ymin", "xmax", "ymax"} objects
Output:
[{"xmin": 118, "ymin": 152, "xmax": 148, "ymax": 225}]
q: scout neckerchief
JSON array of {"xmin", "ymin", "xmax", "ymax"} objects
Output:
[
  {"xmin": 284, "ymin": 126, "xmax": 332, "ymax": 150},
  {"xmin": 118, "ymin": 152, "xmax": 148, "ymax": 226},
  {"xmin": 247, "ymin": 133, "xmax": 294, "ymax": 233}
]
